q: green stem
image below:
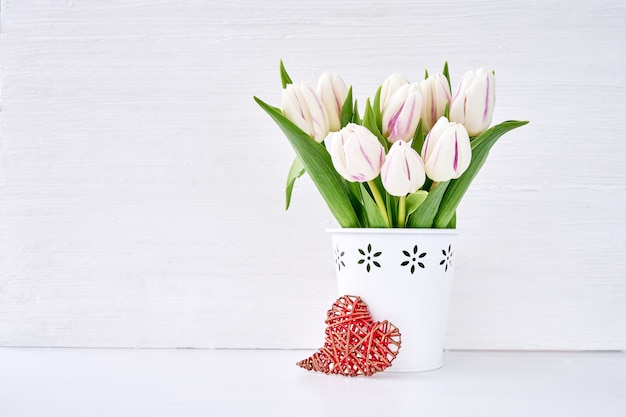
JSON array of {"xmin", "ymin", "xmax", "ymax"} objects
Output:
[
  {"xmin": 367, "ymin": 180, "xmax": 391, "ymax": 227},
  {"xmin": 397, "ymin": 195, "xmax": 406, "ymax": 228},
  {"xmin": 430, "ymin": 181, "xmax": 440, "ymax": 192}
]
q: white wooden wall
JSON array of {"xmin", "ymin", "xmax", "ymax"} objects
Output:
[{"xmin": 1, "ymin": 0, "xmax": 625, "ymax": 350}]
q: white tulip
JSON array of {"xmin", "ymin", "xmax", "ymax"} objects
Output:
[
  {"xmin": 421, "ymin": 117, "xmax": 472, "ymax": 182},
  {"xmin": 282, "ymin": 82, "xmax": 330, "ymax": 142},
  {"xmin": 381, "ymin": 140, "xmax": 426, "ymax": 196},
  {"xmin": 380, "ymin": 73, "xmax": 410, "ymax": 109},
  {"xmin": 330, "ymin": 124, "xmax": 385, "ymax": 183},
  {"xmin": 317, "ymin": 72, "xmax": 349, "ymax": 132},
  {"xmin": 449, "ymin": 68, "xmax": 496, "ymax": 136},
  {"xmin": 419, "ymin": 73, "xmax": 452, "ymax": 132},
  {"xmin": 381, "ymin": 83, "xmax": 422, "ymax": 143}
]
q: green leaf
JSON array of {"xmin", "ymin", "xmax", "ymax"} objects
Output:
[
  {"xmin": 363, "ymin": 99, "xmax": 388, "ymax": 152},
  {"xmin": 285, "ymin": 157, "xmax": 305, "ymax": 210},
  {"xmin": 406, "ymin": 181, "xmax": 450, "ymax": 228},
  {"xmin": 422, "ymin": 176, "xmax": 433, "ymax": 193},
  {"xmin": 444, "ymin": 102, "xmax": 450, "ymax": 119},
  {"xmin": 352, "ymin": 99, "xmax": 361, "ymax": 124},
  {"xmin": 345, "ymin": 180, "xmax": 367, "ymax": 227},
  {"xmin": 255, "ymin": 96, "xmax": 361, "ymax": 227},
  {"xmin": 411, "ymin": 119, "xmax": 425, "ymax": 154},
  {"xmin": 360, "ymin": 183, "xmax": 388, "ymax": 228},
  {"xmin": 373, "ymin": 86, "xmax": 383, "ymax": 132},
  {"xmin": 433, "ymin": 120, "xmax": 529, "ymax": 228},
  {"xmin": 386, "ymin": 192, "xmax": 397, "ymax": 228},
  {"xmin": 446, "ymin": 212, "xmax": 456, "ymax": 229},
  {"xmin": 442, "ymin": 61, "xmax": 451, "ymax": 91},
  {"xmin": 279, "ymin": 60, "xmax": 293, "ymax": 89},
  {"xmin": 340, "ymin": 87, "xmax": 354, "ymax": 128},
  {"xmin": 406, "ymin": 190, "xmax": 428, "ymax": 216},
  {"xmin": 424, "ymin": 68, "xmax": 429, "ymax": 79}
]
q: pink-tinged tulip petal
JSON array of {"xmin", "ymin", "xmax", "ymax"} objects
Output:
[
  {"xmin": 381, "ymin": 140, "xmax": 426, "ymax": 196},
  {"xmin": 330, "ymin": 124, "xmax": 385, "ymax": 183},
  {"xmin": 450, "ymin": 69, "xmax": 495, "ymax": 136},
  {"xmin": 380, "ymin": 74, "xmax": 410, "ymax": 109},
  {"xmin": 421, "ymin": 117, "xmax": 472, "ymax": 182},
  {"xmin": 317, "ymin": 72, "xmax": 349, "ymax": 132},
  {"xmin": 282, "ymin": 86, "xmax": 311, "ymax": 134},
  {"xmin": 282, "ymin": 82, "xmax": 330, "ymax": 142},
  {"xmin": 382, "ymin": 83, "xmax": 422, "ymax": 143},
  {"xmin": 419, "ymin": 73, "xmax": 452, "ymax": 133}
]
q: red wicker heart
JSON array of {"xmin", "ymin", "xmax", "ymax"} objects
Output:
[{"xmin": 297, "ymin": 295, "xmax": 401, "ymax": 377}]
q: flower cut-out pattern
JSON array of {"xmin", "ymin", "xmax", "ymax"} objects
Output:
[
  {"xmin": 439, "ymin": 244, "xmax": 453, "ymax": 272},
  {"xmin": 401, "ymin": 245, "xmax": 427, "ymax": 274},
  {"xmin": 332, "ymin": 240, "xmax": 455, "ymax": 274},
  {"xmin": 357, "ymin": 244, "xmax": 382, "ymax": 272},
  {"xmin": 334, "ymin": 245, "xmax": 346, "ymax": 271}
]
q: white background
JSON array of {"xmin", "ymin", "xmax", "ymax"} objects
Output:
[{"xmin": 0, "ymin": 0, "xmax": 624, "ymax": 350}]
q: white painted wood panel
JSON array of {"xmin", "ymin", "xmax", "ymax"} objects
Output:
[{"xmin": 1, "ymin": 0, "xmax": 625, "ymax": 349}]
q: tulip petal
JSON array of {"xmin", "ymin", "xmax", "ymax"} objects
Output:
[
  {"xmin": 420, "ymin": 73, "xmax": 452, "ymax": 132},
  {"xmin": 282, "ymin": 86, "xmax": 312, "ymax": 136},
  {"xmin": 380, "ymin": 73, "xmax": 409, "ymax": 109},
  {"xmin": 301, "ymin": 83, "xmax": 330, "ymax": 142},
  {"xmin": 453, "ymin": 131, "xmax": 459, "ymax": 172},
  {"xmin": 422, "ymin": 118, "xmax": 472, "ymax": 182},
  {"xmin": 330, "ymin": 124, "xmax": 384, "ymax": 183},
  {"xmin": 449, "ymin": 69, "xmax": 495, "ymax": 136},
  {"xmin": 383, "ymin": 84, "xmax": 422, "ymax": 143},
  {"xmin": 318, "ymin": 72, "xmax": 348, "ymax": 132},
  {"xmin": 381, "ymin": 141, "xmax": 425, "ymax": 196},
  {"xmin": 483, "ymin": 75, "xmax": 491, "ymax": 123}
]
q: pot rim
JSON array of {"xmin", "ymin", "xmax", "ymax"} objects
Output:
[{"xmin": 326, "ymin": 228, "xmax": 458, "ymax": 235}]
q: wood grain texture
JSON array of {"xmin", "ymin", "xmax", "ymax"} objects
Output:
[{"xmin": 0, "ymin": 0, "xmax": 625, "ymax": 349}]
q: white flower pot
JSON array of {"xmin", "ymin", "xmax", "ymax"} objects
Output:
[{"xmin": 327, "ymin": 228, "xmax": 457, "ymax": 372}]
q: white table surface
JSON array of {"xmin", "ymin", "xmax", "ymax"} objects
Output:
[{"xmin": 1, "ymin": 348, "xmax": 625, "ymax": 417}]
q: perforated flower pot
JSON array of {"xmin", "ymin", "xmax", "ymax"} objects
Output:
[{"xmin": 328, "ymin": 228, "xmax": 457, "ymax": 372}]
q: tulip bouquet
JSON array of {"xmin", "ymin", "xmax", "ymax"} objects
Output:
[{"xmin": 254, "ymin": 61, "xmax": 527, "ymax": 229}]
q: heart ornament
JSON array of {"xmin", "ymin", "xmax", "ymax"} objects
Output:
[{"xmin": 297, "ymin": 295, "xmax": 401, "ymax": 377}]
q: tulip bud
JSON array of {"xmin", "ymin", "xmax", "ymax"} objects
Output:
[
  {"xmin": 419, "ymin": 73, "xmax": 452, "ymax": 132},
  {"xmin": 381, "ymin": 83, "xmax": 422, "ymax": 143},
  {"xmin": 421, "ymin": 117, "xmax": 472, "ymax": 182},
  {"xmin": 380, "ymin": 73, "xmax": 410, "ymax": 109},
  {"xmin": 330, "ymin": 123, "xmax": 385, "ymax": 183},
  {"xmin": 449, "ymin": 68, "xmax": 495, "ymax": 136},
  {"xmin": 282, "ymin": 82, "xmax": 330, "ymax": 142},
  {"xmin": 317, "ymin": 72, "xmax": 349, "ymax": 132},
  {"xmin": 381, "ymin": 140, "xmax": 426, "ymax": 196}
]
